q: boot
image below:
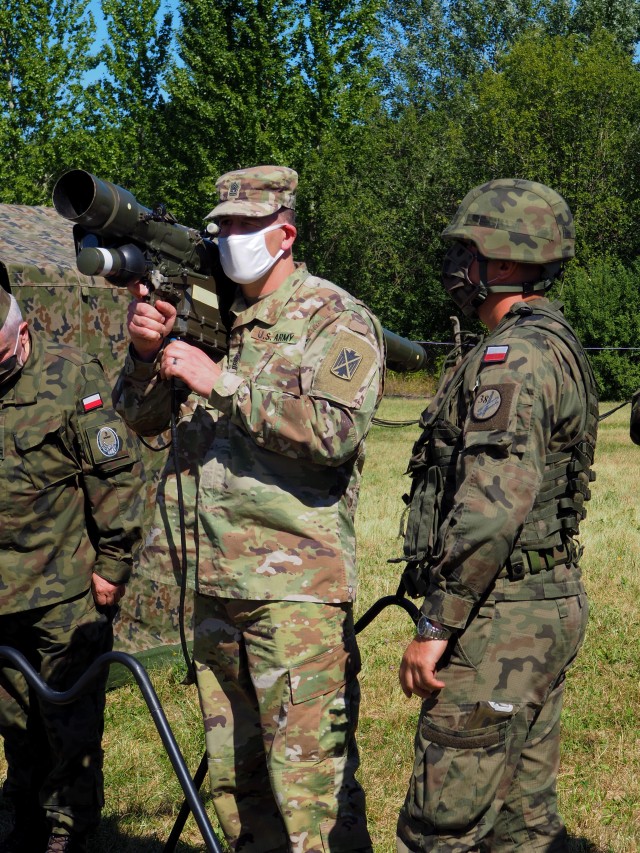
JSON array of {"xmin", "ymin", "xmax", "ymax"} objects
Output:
[
  {"xmin": 44, "ymin": 833, "xmax": 88, "ymax": 853},
  {"xmin": 0, "ymin": 797, "xmax": 49, "ymax": 853}
]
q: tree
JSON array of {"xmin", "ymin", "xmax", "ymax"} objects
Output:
[
  {"xmin": 157, "ymin": 0, "xmax": 308, "ymax": 223},
  {"xmin": 446, "ymin": 30, "xmax": 640, "ymax": 262},
  {"xmin": 82, "ymin": 0, "xmax": 173, "ymax": 201},
  {"xmin": 382, "ymin": 0, "xmax": 640, "ymax": 109},
  {"xmin": 0, "ymin": 0, "xmax": 97, "ymax": 203},
  {"xmin": 561, "ymin": 256, "xmax": 640, "ymax": 399}
]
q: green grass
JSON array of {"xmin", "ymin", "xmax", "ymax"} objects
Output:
[{"xmin": 1, "ymin": 397, "xmax": 639, "ymax": 851}]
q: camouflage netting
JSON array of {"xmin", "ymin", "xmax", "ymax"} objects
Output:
[{"xmin": 0, "ymin": 204, "xmax": 193, "ymax": 669}]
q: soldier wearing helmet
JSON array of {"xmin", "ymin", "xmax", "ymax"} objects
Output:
[{"xmin": 395, "ymin": 179, "xmax": 598, "ymax": 852}]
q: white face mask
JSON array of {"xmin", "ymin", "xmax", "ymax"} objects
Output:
[{"xmin": 217, "ymin": 222, "xmax": 284, "ymax": 285}]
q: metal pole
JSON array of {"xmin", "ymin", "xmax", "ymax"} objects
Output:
[{"xmin": 0, "ymin": 647, "xmax": 223, "ymax": 853}]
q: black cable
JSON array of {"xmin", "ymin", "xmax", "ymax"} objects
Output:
[
  {"xmin": 598, "ymin": 399, "xmax": 632, "ymax": 421},
  {"xmin": 372, "ymin": 416, "xmax": 420, "ymax": 427}
]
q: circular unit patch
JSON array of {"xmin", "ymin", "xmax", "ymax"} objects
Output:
[
  {"xmin": 96, "ymin": 426, "xmax": 121, "ymax": 458},
  {"xmin": 473, "ymin": 388, "xmax": 502, "ymax": 421}
]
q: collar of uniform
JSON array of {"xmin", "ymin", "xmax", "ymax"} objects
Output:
[
  {"xmin": 229, "ymin": 263, "xmax": 309, "ymax": 329},
  {"xmin": 509, "ymin": 296, "xmax": 555, "ymax": 315},
  {"xmin": 0, "ymin": 328, "xmax": 43, "ymax": 406}
]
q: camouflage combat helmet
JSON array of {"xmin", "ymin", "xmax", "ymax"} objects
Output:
[{"xmin": 440, "ymin": 179, "xmax": 575, "ymax": 316}]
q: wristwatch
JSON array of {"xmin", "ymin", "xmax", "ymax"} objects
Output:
[{"xmin": 416, "ymin": 615, "xmax": 452, "ymax": 641}]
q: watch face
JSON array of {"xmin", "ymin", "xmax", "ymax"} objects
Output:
[
  {"xmin": 416, "ymin": 615, "xmax": 448, "ymax": 640},
  {"xmin": 417, "ymin": 616, "xmax": 431, "ymax": 636}
]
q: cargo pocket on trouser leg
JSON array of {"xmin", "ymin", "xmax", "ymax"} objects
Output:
[
  {"xmin": 405, "ymin": 701, "xmax": 527, "ymax": 835},
  {"xmin": 281, "ymin": 638, "xmax": 371, "ymax": 851}
]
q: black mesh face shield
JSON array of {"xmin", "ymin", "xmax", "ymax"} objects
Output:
[{"xmin": 441, "ymin": 242, "xmax": 488, "ymax": 317}]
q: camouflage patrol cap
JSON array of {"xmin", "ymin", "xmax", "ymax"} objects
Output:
[
  {"xmin": 206, "ymin": 165, "xmax": 298, "ymax": 219},
  {"xmin": 0, "ymin": 287, "xmax": 10, "ymax": 329},
  {"xmin": 442, "ymin": 178, "xmax": 575, "ymax": 264}
]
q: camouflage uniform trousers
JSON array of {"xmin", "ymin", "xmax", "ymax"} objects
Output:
[
  {"xmin": 0, "ymin": 589, "xmax": 113, "ymax": 835},
  {"xmin": 397, "ymin": 587, "xmax": 589, "ymax": 853},
  {"xmin": 193, "ymin": 594, "xmax": 373, "ymax": 853}
]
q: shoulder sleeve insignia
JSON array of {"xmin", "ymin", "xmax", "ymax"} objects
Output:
[
  {"xmin": 331, "ymin": 347, "xmax": 363, "ymax": 381},
  {"xmin": 313, "ymin": 329, "xmax": 378, "ymax": 407},
  {"xmin": 82, "ymin": 393, "xmax": 103, "ymax": 412},
  {"xmin": 80, "ymin": 417, "xmax": 139, "ymax": 470},
  {"xmin": 468, "ymin": 383, "xmax": 517, "ymax": 432},
  {"xmin": 482, "ymin": 345, "xmax": 509, "ymax": 364},
  {"xmin": 472, "ymin": 387, "xmax": 502, "ymax": 420},
  {"xmin": 96, "ymin": 426, "xmax": 121, "ymax": 458}
]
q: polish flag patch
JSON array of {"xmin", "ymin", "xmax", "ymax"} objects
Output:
[
  {"xmin": 82, "ymin": 393, "xmax": 103, "ymax": 412},
  {"xmin": 482, "ymin": 345, "xmax": 510, "ymax": 364}
]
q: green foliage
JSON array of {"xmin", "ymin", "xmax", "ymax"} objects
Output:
[
  {"xmin": 382, "ymin": 0, "xmax": 640, "ymax": 109},
  {"xmin": 447, "ymin": 30, "xmax": 640, "ymax": 263},
  {"xmin": 297, "ymin": 105, "xmax": 459, "ymax": 340},
  {"xmin": 85, "ymin": 0, "xmax": 173, "ymax": 199},
  {"xmin": 157, "ymin": 0, "xmax": 311, "ymax": 222},
  {"xmin": 0, "ymin": 0, "xmax": 97, "ymax": 203},
  {"xmin": 558, "ymin": 256, "xmax": 640, "ymax": 400}
]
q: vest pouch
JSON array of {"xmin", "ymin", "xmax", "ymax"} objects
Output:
[{"xmin": 400, "ymin": 419, "xmax": 462, "ymax": 597}]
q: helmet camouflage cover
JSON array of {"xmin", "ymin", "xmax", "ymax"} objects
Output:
[
  {"xmin": 442, "ymin": 178, "xmax": 575, "ymax": 263},
  {"xmin": 440, "ymin": 179, "xmax": 575, "ymax": 316}
]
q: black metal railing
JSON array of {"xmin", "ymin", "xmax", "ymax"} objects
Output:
[{"xmin": 0, "ymin": 646, "xmax": 224, "ymax": 853}]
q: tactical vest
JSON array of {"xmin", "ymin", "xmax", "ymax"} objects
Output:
[{"xmin": 399, "ymin": 302, "xmax": 598, "ymax": 597}]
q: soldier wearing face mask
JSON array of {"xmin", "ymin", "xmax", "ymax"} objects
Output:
[
  {"xmin": 114, "ymin": 165, "xmax": 385, "ymax": 853},
  {"xmin": 395, "ymin": 180, "xmax": 597, "ymax": 853},
  {"xmin": 0, "ymin": 289, "xmax": 144, "ymax": 853}
]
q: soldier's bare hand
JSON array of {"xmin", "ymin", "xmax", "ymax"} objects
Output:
[
  {"xmin": 160, "ymin": 339, "xmax": 222, "ymax": 397},
  {"xmin": 399, "ymin": 637, "xmax": 447, "ymax": 699},
  {"xmin": 91, "ymin": 573, "xmax": 126, "ymax": 607},
  {"xmin": 127, "ymin": 298, "xmax": 177, "ymax": 362},
  {"xmin": 127, "ymin": 281, "xmax": 150, "ymax": 300}
]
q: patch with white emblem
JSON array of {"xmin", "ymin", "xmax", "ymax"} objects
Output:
[
  {"xmin": 96, "ymin": 426, "xmax": 121, "ymax": 458},
  {"xmin": 473, "ymin": 388, "xmax": 502, "ymax": 420},
  {"xmin": 81, "ymin": 418, "xmax": 137, "ymax": 470},
  {"xmin": 468, "ymin": 383, "xmax": 517, "ymax": 432}
]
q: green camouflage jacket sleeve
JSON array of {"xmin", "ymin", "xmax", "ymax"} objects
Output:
[
  {"xmin": 112, "ymin": 348, "xmax": 176, "ymax": 436},
  {"xmin": 421, "ymin": 309, "xmax": 586, "ymax": 630},
  {"xmin": 208, "ymin": 309, "xmax": 383, "ymax": 467},
  {"xmin": 73, "ymin": 355, "xmax": 146, "ymax": 584}
]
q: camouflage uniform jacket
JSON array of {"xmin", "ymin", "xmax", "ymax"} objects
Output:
[
  {"xmin": 116, "ymin": 264, "xmax": 385, "ymax": 603},
  {"xmin": 402, "ymin": 298, "xmax": 597, "ymax": 631},
  {"xmin": 0, "ymin": 330, "xmax": 145, "ymax": 615}
]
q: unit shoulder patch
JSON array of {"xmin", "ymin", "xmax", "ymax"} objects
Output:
[
  {"xmin": 96, "ymin": 425, "xmax": 121, "ymax": 458},
  {"xmin": 473, "ymin": 387, "xmax": 502, "ymax": 421},
  {"xmin": 313, "ymin": 330, "xmax": 376, "ymax": 406},
  {"xmin": 82, "ymin": 417, "xmax": 138, "ymax": 470},
  {"xmin": 468, "ymin": 383, "xmax": 517, "ymax": 432}
]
